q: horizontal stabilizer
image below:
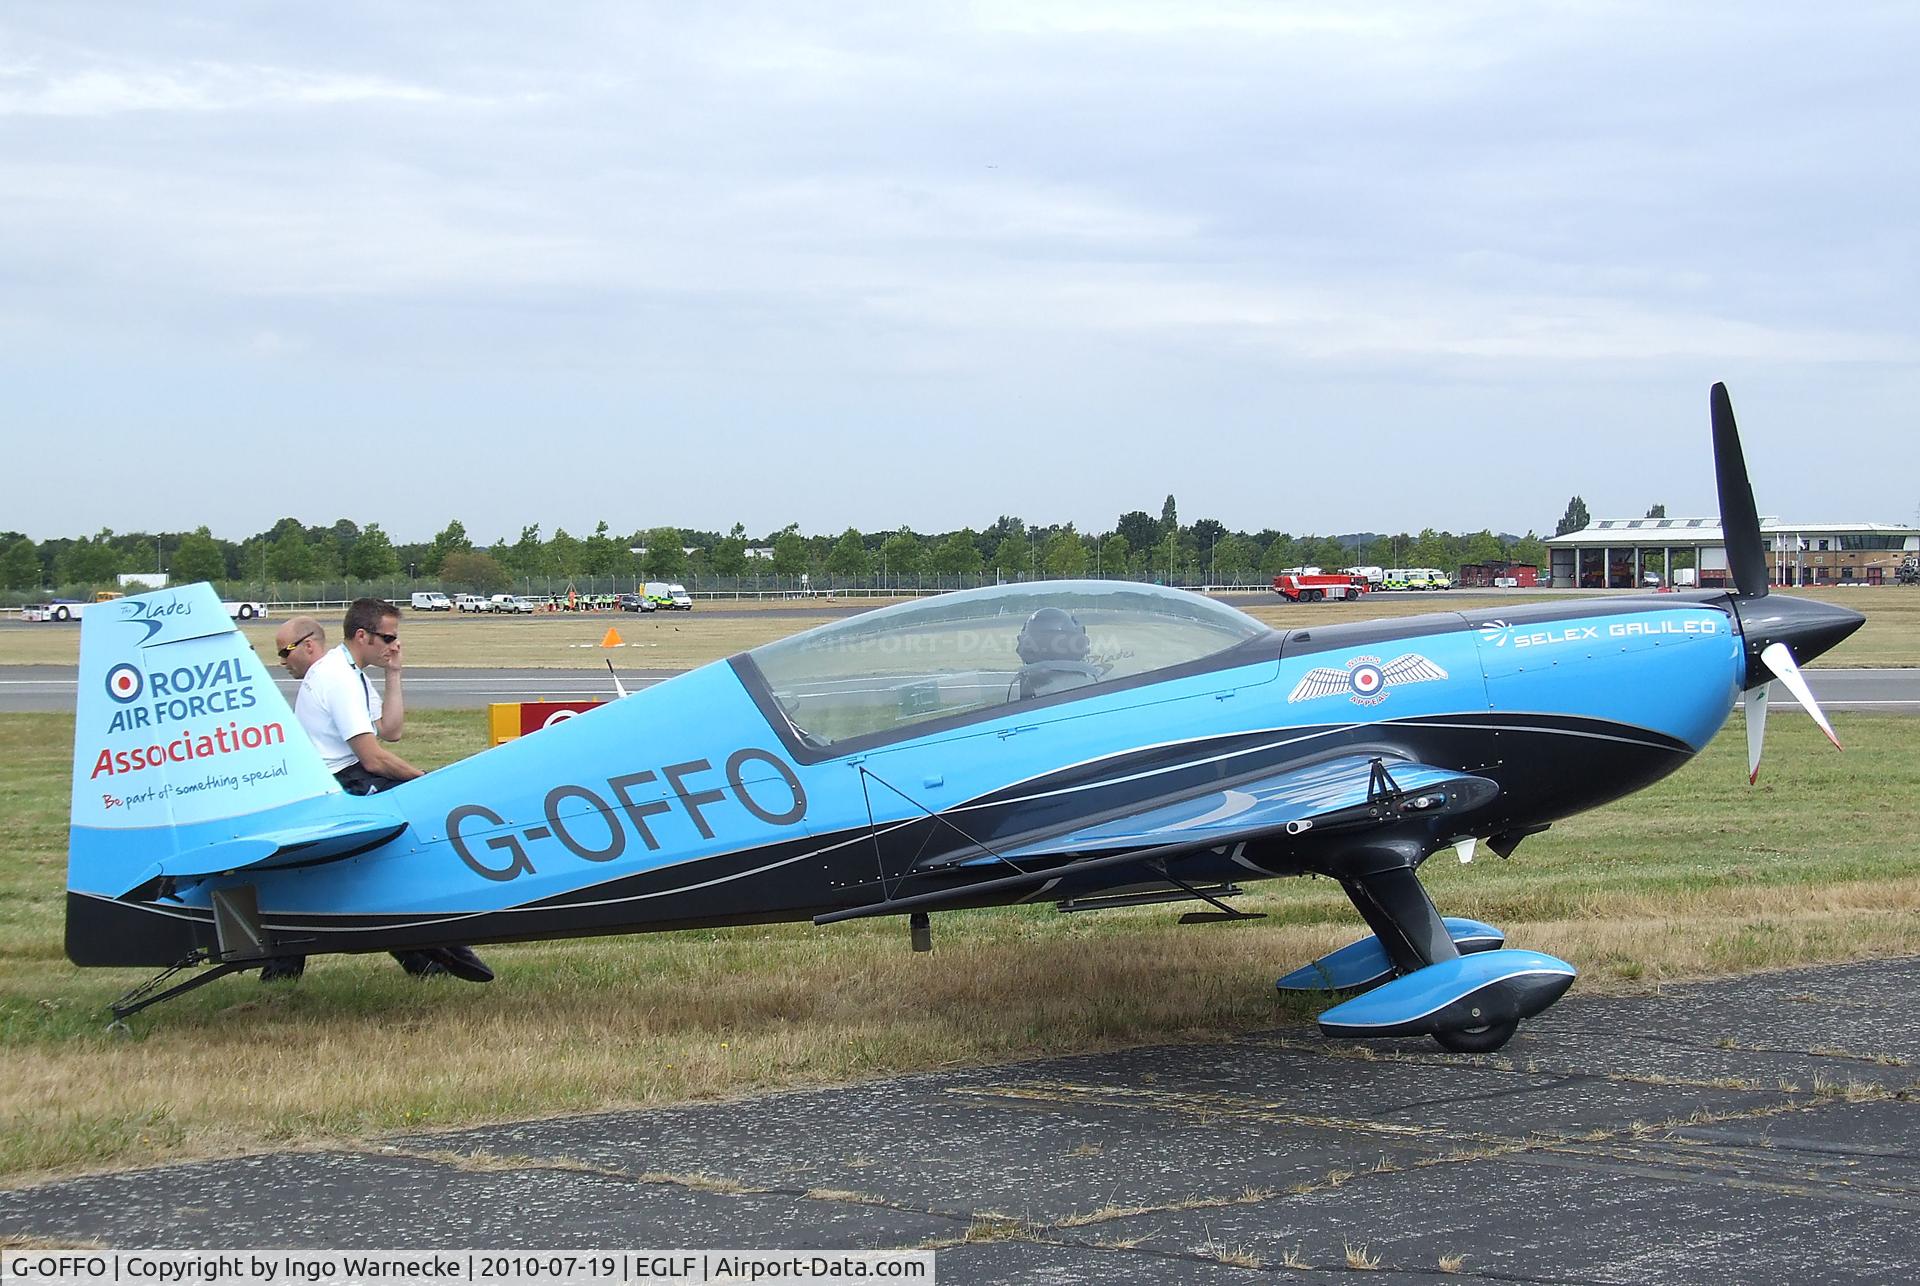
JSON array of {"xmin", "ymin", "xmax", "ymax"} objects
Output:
[
  {"xmin": 1316, "ymin": 948, "xmax": 1575, "ymax": 1039},
  {"xmin": 143, "ymin": 813, "xmax": 409, "ymax": 888},
  {"xmin": 1276, "ymin": 918, "xmax": 1504, "ymax": 993}
]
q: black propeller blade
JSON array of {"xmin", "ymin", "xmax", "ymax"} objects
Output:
[
  {"xmin": 1710, "ymin": 383, "xmax": 1865, "ymax": 781},
  {"xmin": 1710, "ymin": 382, "xmax": 1769, "ymax": 598}
]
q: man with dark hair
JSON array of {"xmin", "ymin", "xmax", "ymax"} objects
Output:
[
  {"xmin": 266, "ymin": 598, "xmax": 491, "ymax": 984},
  {"xmin": 301, "ymin": 598, "xmax": 419, "ymax": 791}
]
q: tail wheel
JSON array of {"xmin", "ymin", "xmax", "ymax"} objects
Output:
[{"xmin": 1434, "ymin": 1020, "xmax": 1518, "ymax": 1053}]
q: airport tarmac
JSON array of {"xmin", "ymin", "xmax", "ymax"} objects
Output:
[
  {"xmin": 1, "ymin": 957, "xmax": 1914, "ymax": 1281},
  {"xmin": 4, "ymin": 664, "xmax": 1920, "ymax": 713},
  {"xmin": 0, "ymin": 666, "xmax": 678, "ymax": 712}
]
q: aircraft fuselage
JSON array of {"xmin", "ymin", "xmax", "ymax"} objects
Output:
[{"xmin": 68, "ymin": 591, "xmax": 1747, "ymax": 966}]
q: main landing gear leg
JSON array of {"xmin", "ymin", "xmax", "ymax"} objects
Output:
[
  {"xmin": 1338, "ymin": 865, "xmax": 1521, "ymax": 1054},
  {"xmin": 1339, "ymin": 865, "xmax": 1460, "ymax": 976}
]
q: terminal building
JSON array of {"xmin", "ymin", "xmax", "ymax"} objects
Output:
[{"xmin": 1544, "ymin": 518, "xmax": 1920, "ymax": 589}]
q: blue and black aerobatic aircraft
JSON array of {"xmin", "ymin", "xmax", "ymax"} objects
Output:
[{"xmin": 67, "ymin": 386, "xmax": 1861, "ymax": 1051}]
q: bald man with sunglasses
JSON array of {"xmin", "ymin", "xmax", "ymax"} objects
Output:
[
  {"xmin": 274, "ymin": 615, "xmax": 325, "ymax": 679},
  {"xmin": 260, "ymin": 599, "xmax": 491, "ymax": 984}
]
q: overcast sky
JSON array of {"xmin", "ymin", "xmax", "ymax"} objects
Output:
[{"xmin": 3, "ymin": 2, "xmax": 1915, "ymax": 544}]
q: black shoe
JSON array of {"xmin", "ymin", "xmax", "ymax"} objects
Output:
[
  {"xmin": 260, "ymin": 956, "xmax": 306, "ymax": 982},
  {"xmin": 392, "ymin": 950, "xmax": 441, "ymax": 976},
  {"xmin": 432, "ymin": 945, "xmax": 494, "ymax": 984}
]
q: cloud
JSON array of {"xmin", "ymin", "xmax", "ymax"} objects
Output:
[
  {"xmin": 0, "ymin": 2, "xmax": 1914, "ymax": 539},
  {"xmin": 0, "ymin": 59, "xmax": 459, "ymax": 117}
]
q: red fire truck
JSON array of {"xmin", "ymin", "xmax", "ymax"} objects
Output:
[{"xmin": 1272, "ymin": 572, "xmax": 1370, "ymax": 603}]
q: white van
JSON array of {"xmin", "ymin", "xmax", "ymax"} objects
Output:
[
  {"xmin": 644, "ymin": 581, "xmax": 695, "ymax": 610},
  {"xmin": 410, "ymin": 591, "xmax": 452, "ymax": 611}
]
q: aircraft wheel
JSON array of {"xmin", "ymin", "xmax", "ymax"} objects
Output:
[
  {"xmin": 238, "ymin": 604, "xmax": 256, "ymax": 619},
  {"xmin": 1434, "ymin": 1020, "xmax": 1518, "ymax": 1053},
  {"xmin": 54, "ymin": 605, "xmax": 71, "ymax": 621}
]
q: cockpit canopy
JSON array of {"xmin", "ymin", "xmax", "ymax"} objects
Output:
[{"xmin": 742, "ymin": 581, "xmax": 1270, "ymax": 750}]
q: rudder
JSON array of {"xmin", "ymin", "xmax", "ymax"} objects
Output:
[{"xmin": 67, "ymin": 584, "xmax": 342, "ymax": 961}]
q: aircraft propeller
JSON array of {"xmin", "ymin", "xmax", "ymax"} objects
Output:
[{"xmin": 1710, "ymin": 383, "xmax": 1860, "ymax": 782}]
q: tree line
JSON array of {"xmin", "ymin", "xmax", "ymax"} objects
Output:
[{"xmin": 1, "ymin": 496, "xmax": 1555, "ymax": 596}]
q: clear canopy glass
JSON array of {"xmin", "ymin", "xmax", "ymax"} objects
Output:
[{"xmin": 744, "ymin": 581, "xmax": 1269, "ymax": 748}]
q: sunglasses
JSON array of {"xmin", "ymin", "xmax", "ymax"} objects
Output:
[
  {"xmin": 276, "ymin": 633, "xmax": 316, "ymax": 660},
  {"xmin": 365, "ymin": 631, "xmax": 400, "ymax": 645}
]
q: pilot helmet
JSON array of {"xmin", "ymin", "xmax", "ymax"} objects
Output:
[{"xmin": 1017, "ymin": 606, "xmax": 1091, "ymax": 664}]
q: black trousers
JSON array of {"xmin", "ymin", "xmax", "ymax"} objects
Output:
[{"xmin": 335, "ymin": 763, "xmax": 403, "ymax": 795}]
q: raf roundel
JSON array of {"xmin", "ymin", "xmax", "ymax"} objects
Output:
[
  {"xmin": 1347, "ymin": 660, "xmax": 1386, "ymax": 700},
  {"xmin": 105, "ymin": 662, "xmax": 144, "ymax": 704}
]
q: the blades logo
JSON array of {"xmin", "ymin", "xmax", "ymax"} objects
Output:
[
  {"xmin": 1479, "ymin": 620, "xmax": 1512, "ymax": 647},
  {"xmin": 1287, "ymin": 653, "xmax": 1449, "ymax": 707},
  {"xmin": 105, "ymin": 663, "xmax": 143, "ymax": 704},
  {"xmin": 119, "ymin": 595, "xmax": 192, "ymax": 643}
]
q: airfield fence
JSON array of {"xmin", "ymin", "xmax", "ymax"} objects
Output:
[{"xmin": 1, "ymin": 575, "xmax": 1284, "ymax": 616}]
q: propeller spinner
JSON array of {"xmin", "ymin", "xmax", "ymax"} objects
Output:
[{"xmin": 1710, "ymin": 383, "xmax": 1863, "ymax": 782}]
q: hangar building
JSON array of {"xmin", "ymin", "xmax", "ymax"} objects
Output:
[{"xmin": 1545, "ymin": 518, "xmax": 1919, "ymax": 589}]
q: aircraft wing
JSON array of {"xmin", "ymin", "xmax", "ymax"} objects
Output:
[
  {"xmin": 817, "ymin": 754, "xmax": 1498, "ymax": 925},
  {"xmin": 989, "ymin": 754, "xmax": 1487, "ymax": 860}
]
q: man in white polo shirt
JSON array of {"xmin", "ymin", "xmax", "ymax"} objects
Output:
[
  {"xmin": 297, "ymin": 596, "xmax": 423, "ymax": 792},
  {"xmin": 260, "ymin": 598, "xmax": 491, "ymax": 984}
]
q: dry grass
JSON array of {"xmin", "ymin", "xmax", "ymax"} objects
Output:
[
  {"xmin": 961, "ymin": 1213, "xmax": 1042, "ymax": 1243},
  {"xmin": 1196, "ymin": 1240, "xmax": 1263, "ymax": 1269},
  {"xmin": 1056, "ymin": 1185, "xmax": 1277, "ymax": 1228},
  {"xmin": 1344, "ymin": 1239, "xmax": 1381, "ymax": 1270},
  {"xmin": 803, "ymin": 1187, "xmax": 890, "ymax": 1206},
  {"xmin": 0, "ymin": 1235, "xmax": 108, "ymax": 1249}
]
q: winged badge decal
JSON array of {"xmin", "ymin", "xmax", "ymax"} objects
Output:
[{"xmin": 1287, "ymin": 653, "xmax": 1449, "ymax": 707}]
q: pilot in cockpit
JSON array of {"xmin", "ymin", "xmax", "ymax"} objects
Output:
[{"xmin": 1013, "ymin": 606, "xmax": 1104, "ymax": 700}]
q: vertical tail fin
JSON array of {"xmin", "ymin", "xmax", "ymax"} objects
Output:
[{"xmin": 68, "ymin": 584, "xmax": 340, "ymax": 902}]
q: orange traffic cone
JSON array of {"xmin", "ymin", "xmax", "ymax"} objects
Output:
[{"xmin": 600, "ymin": 627, "xmax": 623, "ymax": 647}]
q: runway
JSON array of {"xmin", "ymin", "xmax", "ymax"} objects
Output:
[
  {"xmin": 0, "ymin": 666, "xmax": 680, "ymax": 713},
  {"xmin": 3, "ymin": 957, "xmax": 1915, "ymax": 1281},
  {"xmin": 4, "ymin": 665, "xmax": 1920, "ymax": 714}
]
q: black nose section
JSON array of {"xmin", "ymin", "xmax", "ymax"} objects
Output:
[{"xmin": 1733, "ymin": 594, "xmax": 1866, "ymax": 681}]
